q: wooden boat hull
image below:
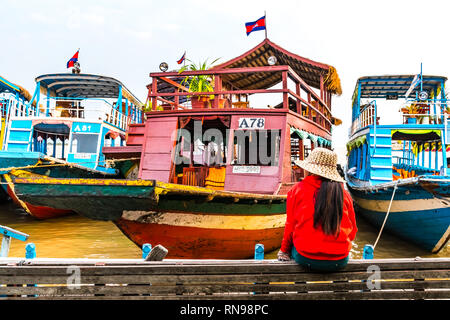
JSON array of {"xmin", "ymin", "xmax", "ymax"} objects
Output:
[
  {"xmin": 13, "ymin": 178, "xmax": 287, "ymax": 259},
  {"xmin": 0, "ymin": 152, "xmax": 118, "ymax": 219},
  {"xmin": 115, "ymin": 214, "xmax": 284, "ymax": 259},
  {"xmin": 347, "ymin": 176, "xmax": 450, "ymax": 253},
  {"xmin": 3, "ymin": 173, "xmax": 73, "ymax": 219}
]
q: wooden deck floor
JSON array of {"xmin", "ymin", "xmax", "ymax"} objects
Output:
[{"xmin": 0, "ymin": 257, "xmax": 449, "ymax": 300}]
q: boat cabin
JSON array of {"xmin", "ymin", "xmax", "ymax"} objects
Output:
[
  {"xmin": 0, "ymin": 75, "xmax": 33, "ymax": 150},
  {"xmin": 108, "ymin": 39, "xmax": 343, "ymax": 194},
  {"xmin": 347, "ymin": 75, "xmax": 449, "ymax": 185},
  {"xmin": 0, "ymin": 73, "xmax": 144, "ymax": 174}
]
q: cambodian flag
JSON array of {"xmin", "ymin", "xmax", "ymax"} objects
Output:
[
  {"xmin": 177, "ymin": 52, "xmax": 186, "ymax": 65},
  {"xmin": 66, "ymin": 50, "xmax": 79, "ymax": 68},
  {"xmin": 245, "ymin": 16, "xmax": 266, "ymax": 36}
]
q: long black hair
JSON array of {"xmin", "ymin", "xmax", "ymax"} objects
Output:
[{"xmin": 313, "ymin": 177, "xmax": 344, "ymax": 237}]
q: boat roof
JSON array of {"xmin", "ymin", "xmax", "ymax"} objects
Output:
[
  {"xmin": 352, "ymin": 74, "xmax": 448, "ymax": 100},
  {"xmin": 0, "ymin": 74, "xmax": 32, "ymax": 101},
  {"xmin": 212, "ymin": 38, "xmax": 342, "ymax": 94},
  {"xmin": 35, "ymin": 73, "xmax": 142, "ymax": 106}
]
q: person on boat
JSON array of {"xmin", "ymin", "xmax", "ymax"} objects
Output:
[{"xmin": 277, "ymin": 147, "xmax": 357, "ymax": 272}]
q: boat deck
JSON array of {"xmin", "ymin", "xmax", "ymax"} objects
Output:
[{"xmin": 1, "ymin": 257, "xmax": 449, "ymax": 300}]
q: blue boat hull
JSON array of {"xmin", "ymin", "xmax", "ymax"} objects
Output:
[{"xmin": 348, "ymin": 176, "xmax": 450, "ymax": 253}]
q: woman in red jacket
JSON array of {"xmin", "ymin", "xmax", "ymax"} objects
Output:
[{"xmin": 277, "ymin": 148, "xmax": 357, "ymax": 272}]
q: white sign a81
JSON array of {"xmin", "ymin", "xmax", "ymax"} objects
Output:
[{"xmin": 238, "ymin": 118, "xmax": 265, "ymax": 129}]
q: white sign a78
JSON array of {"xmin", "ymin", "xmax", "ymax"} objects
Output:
[{"xmin": 238, "ymin": 118, "xmax": 265, "ymax": 129}]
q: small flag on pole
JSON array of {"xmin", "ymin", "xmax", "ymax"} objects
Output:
[
  {"xmin": 245, "ymin": 15, "xmax": 266, "ymax": 36},
  {"xmin": 66, "ymin": 49, "xmax": 79, "ymax": 68},
  {"xmin": 177, "ymin": 52, "xmax": 186, "ymax": 65},
  {"xmin": 404, "ymin": 74, "xmax": 422, "ymax": 98}
]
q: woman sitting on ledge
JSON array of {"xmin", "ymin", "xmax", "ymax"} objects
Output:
[{"xmin": 277, "ymin": 148, "xmax": 357, "ymax": 272}]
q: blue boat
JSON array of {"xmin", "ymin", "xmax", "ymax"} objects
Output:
[
  {"xmin": 0, "ymin": 72, "xmax": 144, "ymax": 218},
  {"xmin": 0, "ymin": 74, "xmax": 34, "ymax": 202},
  {"xmin": 0, "ymin": 74, "xmax": 33, "ymax": 150},
  {"xmin": 346, "ymin": 74, "xmax": 450, "ymax": 253}
]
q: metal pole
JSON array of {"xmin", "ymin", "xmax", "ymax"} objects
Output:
[
  {"xmin": 420, "ymin": 62, "xmax": 423, "ymax": 92},
  {"xmin": 264, "ymin": 11, "xmax": 267, "ymax": 39}
]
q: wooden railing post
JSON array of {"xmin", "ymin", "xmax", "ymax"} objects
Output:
[
  {"xmin": 151, "ymin": 78, "xmax": 157, "ymax": 111},
  {"xmin": 213, "ymin": 75, "xmax": 222, "ymax": 109},
  {"xmin": 282, "ymin": 71, "xmax": 288, "ymax": 109},
  {"xmin": 295, "ymin": 82, "xmax": 301, "ymax": 114}
]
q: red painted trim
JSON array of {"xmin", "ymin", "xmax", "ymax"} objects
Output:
[
  {"xmin": 150, "ymin": 65, "xmax": 289, "ymax": 78},
  {"xmin": 143, "ymin": 109, "xmax": 331, "ymax": 137},
  {"xmin": 6, "ymin": 185, "xmax": 72, "ymax": 219},
  {"xmin": 102, "ymin": 146, "xmax": 142, "ymax": 159},
  {"xmin": 115, "ymin": 218, "xmax": 284, "ymax": 259},
  {"xmin": 287, "ymin": 112, "xmax": 332, "ymax": 140},
  {"xmin": 24, "ymin": 203, "xmax": 73, "ymax": 220},
  {"xmin": 148, "ymin": 88, "xmax": 285, "ymax": 98}
]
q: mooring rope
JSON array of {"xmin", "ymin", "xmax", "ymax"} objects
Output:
[{"xmin": 373, "ymin": 181, "xmax": 399, "ymax": 250}]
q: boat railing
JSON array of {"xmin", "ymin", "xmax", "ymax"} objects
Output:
[
  {"xmin": 400, "ymin": 98, "xmax": 448, "ymax": 125},
  {"xmin": 350, "ymin": 101, "xmax": 377, "ymax": 135},
  {"xmin": 351, "ymin": 98, "xmax": 449, "ymax": 135},
  {"xmin": 8, "ymin": 96, "xmax": 137, "ymax": 131},
  {"xmin": 148, "ymin": 65, "xmax": 333, "ymax": 134},
  {"xmin": 0, "ymin": 94, "xmax": 33, "ymax": 118}
]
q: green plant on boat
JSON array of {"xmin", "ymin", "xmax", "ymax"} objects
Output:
[
  {"xmin": 179, "ymin": 58, "xmax": 220, "ymax": 102},
  {"xmin": 143, "ymin": 100, "xmax": 163, "ymax": 112}
]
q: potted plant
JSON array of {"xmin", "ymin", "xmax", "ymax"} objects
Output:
[
  {"xmin": 179, "ymin": 58, "xmax": 220, "ymax": 108},
  {"xmin": 404, "ymin": 103, "xmax": 418, "ymax": 124}
]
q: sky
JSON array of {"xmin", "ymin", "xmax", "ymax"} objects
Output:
[{"xmin": 2, "ymin": 0, "xmax": 450, "ymax": 164}]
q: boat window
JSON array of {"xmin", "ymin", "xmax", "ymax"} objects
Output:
[
  {"xmin": 32, "ymin": 130, "xmax": 70, "ymax": 160},
  {"xmin": 232, "ymin": 129, "xmax": 281, "ymax": 166},
  {"xmin": 70, "ymin": 133, "xmax": 99, "ymax": 153},
  {"xmin": 303, "ymin": 139, "xmax": 312, "ymax": 158}
]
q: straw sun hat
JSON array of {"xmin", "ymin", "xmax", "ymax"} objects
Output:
[{"xmin": 294, "ymin": 147, "xmax": 345, "ymax": 183}]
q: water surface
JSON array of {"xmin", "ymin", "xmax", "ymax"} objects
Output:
[{"xmin": 0, "ymin": 202, "xmax": 448, "ymax": 260}]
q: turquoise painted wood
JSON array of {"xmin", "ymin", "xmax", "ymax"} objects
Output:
[
  {"xmin": 0, "ymin": 225, "xmax": 29, "ymax": 257},
  {"xmin": 254, "ymin": 244, "xmax": 264, "ymax": 260},
  {"xmin": 6, "ymin": 119, "xmax": 33, "ymax": 152},
  {"xmin": 363, "ymin": 245, "xmax": 374, "ymax": 259},
  {"xmin": 25, "ymin": 243, "xmax": 36, "ymax": 259},
  {"xmin": 142, "ymin": 243, "xmax": 152, "ymax": 259},
  {"xmin": 369, "ymin": 127, "xmax": 393, "ymax": 184}
]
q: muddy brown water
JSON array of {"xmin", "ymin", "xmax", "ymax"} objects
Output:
[{"xmin": 0, "ymin": 202, "xmax": 448, "ymax": 260}]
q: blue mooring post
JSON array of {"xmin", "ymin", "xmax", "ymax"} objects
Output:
[
  {"xmin": 363, "ymin": 244, "xmax": 374, "ymax": 259},
  {"xmin": 25, "ymin": 243, "xmax": 36, "ymax": 259},
  {"xmin": 254, "ymin": 244, "xmax": 264, "ymax": 260},
  {"xmin": 142, "ymin": 243, "xmax": 152, "ymax": 259},
  {"xmin": 25, "ymin": 243, "xmax": 37, "ymax": 297}
]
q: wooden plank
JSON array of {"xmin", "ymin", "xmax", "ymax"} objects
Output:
[
  {"xmin": 158, "ymin": 77, "xmax": 189, "ymax": 92},
  {"xmin": 150, "ymin": 65, "xmax": 290, "ymax": 78},
  {"xmin": 149, "ymin": 88, "xmax": 285, "ymax": 98},
  {"xmin": 6, "ymin": 290, "xmax": 449, "ymax": 300},
  {"xmin": 0, "ymin": 270, "xmax": 448, "ymax": 285},
  {"xmin": 1, "ymin": 257, "xmax": 449, "ymax": 266},
  {"xmin": 1, "ymin": 258, "xmax": 449, "ymax": 275},
  {"xmin": 2, "ymin": 280, "xmax": 449, "ymax": 296}
]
